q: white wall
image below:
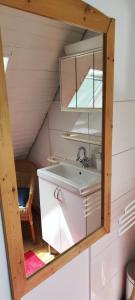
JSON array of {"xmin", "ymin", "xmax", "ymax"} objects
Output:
[
  {"xmin": 22, "ymin": 250, "xmax": 90, "ymax": 300},
  {"xmin": 0, "ymin": 1, "xmax": 135, "ymax": 300},
  {"xmin": 30, "ymin": 99, "xmax": 102, "ymax": 168},
  {"xmin": 85, "ymin": 0, "xmax": 135, "ymax": 299}
]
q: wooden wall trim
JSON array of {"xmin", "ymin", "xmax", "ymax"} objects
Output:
[
  {"xmin": 0, "ymin": 32, "xmax": 26, "ymax": 300},
  {"xmin": 103, "ymin": 19, "xmax": 115, "ymax": 232},
  {"xmin": 0, "ymin": 0, "xmax": 110, "ymax": 33}
]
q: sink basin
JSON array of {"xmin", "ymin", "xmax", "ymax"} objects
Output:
[{"xmin": 37, "ymin": 162, "xmax": 101, "ymax": 195}]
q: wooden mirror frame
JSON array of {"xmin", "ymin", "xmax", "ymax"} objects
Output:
[{"xmin": 0, "ymin": 1, "xmax": 115, "ymax": 299}]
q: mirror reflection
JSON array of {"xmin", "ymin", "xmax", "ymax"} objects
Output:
[
  {"xmin": 1, "ymin": 5, "xmax": 103, "ymax": 278},
  {"xmin": 60, "ymin": 35, "xmax": 103, "ymax": 110}
]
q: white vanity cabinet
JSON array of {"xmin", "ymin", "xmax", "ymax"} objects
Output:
[
  {"xmin": 38, "ymin": 178, "xmax": 61, "ymax": 253},
  {"xmin": 38, "ymin": 174, "xmax": 101, "ymax": 254},
  {"xmin": 38, "ymin": 177, "xmax": 86, "ymax": 253},
  {"xmin": 58, "ymin": 187, "xmax": 86, "ymax": 252}
]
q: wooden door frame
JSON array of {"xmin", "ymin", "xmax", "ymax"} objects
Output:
[{"xmin": 0, "ymin": 1, "xmax": 115, "ymax": 299}]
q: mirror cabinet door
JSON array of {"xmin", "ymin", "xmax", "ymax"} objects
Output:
[
  {"xmin": 60, "ymin": 56, "xmax": 77, "ymax": 110},
  {"xmin": 76, "ymin": 52, "xmax": 94, "ymax": 109},
  {"xmin": 60, "ymin": 49, "xmax": 103, "ymax": 111},
  {"xmin": 93, "ymin": 51, "xmax": 103, "ymax": 109}
]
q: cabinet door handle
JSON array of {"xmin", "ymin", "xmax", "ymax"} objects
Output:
[
  {"xmin": 54, "ymin": 187, "xmax": 59, "ymax": 199},
  {"xmin": 57, "ymin": 188, "xmax": 62, "ymax": 202}
]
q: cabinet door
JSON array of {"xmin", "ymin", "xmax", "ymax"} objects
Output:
[
  {"xmin": 60, "ymin": 57, "xmax": 77, "ymax": 110},
  {"xmin": 38, "ymin": 178, "xmax": 61, "ymax": 253},
  {"xmin": 76, "ymin": 52, "xmax": 94, "ymax": 109},
  {"xmin": 58, "ymin": 187, "xmax": 86, "ymax": 253},
  {"xmin": 93, "ymin": 51, "xmax": 103, "ymax": 109}
]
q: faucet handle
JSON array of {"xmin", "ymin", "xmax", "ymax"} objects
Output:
[
  {"xmin": 81, "ymin": 157, "xmax": 91, "ymax": 168},
  {"xmin": 76, "ymin": 146, "xmax": 86, "ymax": 161}
]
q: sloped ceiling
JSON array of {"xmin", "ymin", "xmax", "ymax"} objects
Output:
[{"xmin": 0, "ymin": 5, "xmax": 84, "ymax": 158}]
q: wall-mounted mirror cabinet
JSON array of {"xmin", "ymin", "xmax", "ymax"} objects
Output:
[
  {"xmin": 0, "ymin": 1, "xmax": 115, "ymax": 300},
  {"xmin": 60, "ymin": 35, "xmax": 103, "ymax": 111}
]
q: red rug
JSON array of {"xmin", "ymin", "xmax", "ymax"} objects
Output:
[{"xmin": 24, "ymin": 250, "xmax": 45, "ymax": 277}]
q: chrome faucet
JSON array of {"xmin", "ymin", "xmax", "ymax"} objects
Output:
[{"xmin": 76, "ymin": 146, "xmax": 91, "ymax": 168}]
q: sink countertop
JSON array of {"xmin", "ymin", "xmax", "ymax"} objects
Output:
[
  {"xmin": 47, "ymin": 156, "xmax": 101, "ymax": 175},
  {"xmin": 38, "ymin": 162, "xmax": 101, "ymax": 197}
]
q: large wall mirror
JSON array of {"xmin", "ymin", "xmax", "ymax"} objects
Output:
[{"xmin": 0, "ymin": 1, "xmax": 115, "ymax": 300}]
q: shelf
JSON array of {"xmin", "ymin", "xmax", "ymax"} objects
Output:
[
  {"xmin": 61, "ymin": 107, "xmax": 102, "ymax": 112},
  {"xmin": 62, "ymin": 132, "xmax": 101, "ymax": 146}
]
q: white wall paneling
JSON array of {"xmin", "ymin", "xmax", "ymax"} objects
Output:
[
  {"xmin": 118, "ymin": 199, "xmax": 135, "ymax": 236},
  {"xmin": 30, "ymin": 100, "xmax": 100, "ymax": 166},
  {"xmin": 113, "ymin": 101, "xmax": 135, "ymax": 155},
  {"xmin": 91, "ymin": 228, "xmax": 135, "ymax": 298},
  {"xmin": 112, "ymin": 148, "xmax": 135, "ymax": 201},
  {"xmin": 91, "ymin": 271, "xmax": 124, "ymax": 300},
  {"xmin": 84, "ymin": 0, "xmax": 131, "ymax": 102},
  {"xmin": 22, "ymin": 250, "xmax": 90, "ymax": 300},
  {"xmin": 49, "ymin": 100, "xmax": 89, "ymax": 134},
  {"xmin": 30, "ymin": 116, "xmax": 51, "ymax": 168},
  {"xmin": 91, "ymin": 189, "xmax": 135, "ymax": 299},
  {"xmin": 49, "ymin": 129, "xmax": 90, "ymax": 161},
  {"xmin": 86, "ymin": 1, "xmax": 135, "ymax": 299},
  {"xmin": 64, "ymin": 35, "xmax": 103, "ymax": 56},
  {"xmin": 0, "ymin": 4, "xmax": 84, "ymax": 158},
  {"xmin": 91, "ymin": 188, "xmax": 135, "ymax": 259}
]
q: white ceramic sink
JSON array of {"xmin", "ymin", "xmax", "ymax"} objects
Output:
[{"xmin": 37, "ymin": 162, "xmax": 101, "ymax": 195}]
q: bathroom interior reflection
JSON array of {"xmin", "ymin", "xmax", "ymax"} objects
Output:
[{"xmin": 2, "ymin": 6, "xmax": 103, "ymax": 278}]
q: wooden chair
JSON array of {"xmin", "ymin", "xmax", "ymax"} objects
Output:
[
  {"xmin": 15, "ymin": 160, "xmax": 37, "ymax": 243},
  {"xmin": 129, "ymin": 287, "xmax": 135, "ymax": 300}
]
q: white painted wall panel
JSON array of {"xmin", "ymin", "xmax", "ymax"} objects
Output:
[
  {"xmin": 30, "ymin": 100, "xmax": 99, "ymax": 165},
  {"xmin": 112, "ymin": 101, "xmax": 135, "ymax": 155},
  {"xmin": 112, "ymin": 149, "xmax": 135, "ymax": 201},
  {"xmin": 0, "ymin": 5, "xmax": 82, "ymax": 41},
  {"xmin": 0, "ymin": 5, "xmax": 83, "ymax": 158},
  {"xmin": 91, "ymin": 225, "xmax": 135, "ymax": 297},
  {"xmin": 91, "ymin": 186, "xmax": 135, "ymax": 297},
  {"xmin": 91, "ymin": 188, "xmax": 135, "ymax": 258},
  {"xmin": 90, "ymin": 188, "xmax": 135, "ymax": 299},
  {"xmin": 49, "ymin": 100, "xmax": 89, "ymax": 133},
  {"xmin": 84, "ymin": 0, "xmax": 132, "ymax": 102},
  {"xmin": 6, "ymin": 70, "xmax": 59, "ymax": 88},
  {"xmin": 30, "ymin": 117, "xmax": 51, "ymax": 167},
  {"xmin": 85, "ymin": 1, "xmax": 135, "ymax": 299},
  {"xmin": 49, "ymin": 129, "xmax": 90, "ymax": 162},
  {"xmin": 8, "ymin": 48, "xmax": 59, "ymax": 71},
  {"xmin": 2, "ymin": 28, "xmax": 82, "ymax": 50},
  {"xmin": 91, "ymin": 271, "xmax": 123, "ymax": 300},
  {"xmin": 22, "ymin": 250, "xmax": 90, "ymax": 300}
]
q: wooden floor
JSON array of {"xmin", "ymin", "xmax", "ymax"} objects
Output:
[{"xmin": 22, "ymin": 209, "xmax": 59, "ymax": 266}]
